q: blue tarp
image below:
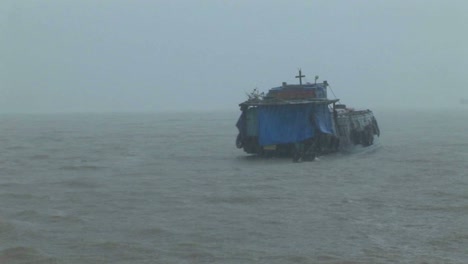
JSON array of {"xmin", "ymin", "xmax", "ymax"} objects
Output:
[
  {"xmin": 235, "ymin": 111, "xmax": 246, "ymax": 139},
  {"xmin": 312, "ymin": 104, "xmax": 334, "ymax": 134},
  {"xmin": 257, "ymin": 104, "xmax": 334, "ymax": 146},
  {"xmin": 258, "ymin": 104, "xmax": 313, "ymax": 146}
]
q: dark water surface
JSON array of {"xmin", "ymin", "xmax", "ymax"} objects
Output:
[{"xmin": 0, "ymin": 109, "xmax": 467, "ymax": 263}]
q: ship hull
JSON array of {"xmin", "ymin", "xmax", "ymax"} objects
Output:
[
  {"xmin": 236, "ymin": 105, "xmax": 379, "ymax": 161},
  {"xmin": 236, "ymin": 72, "xmax": 380, "ymax": 161}
]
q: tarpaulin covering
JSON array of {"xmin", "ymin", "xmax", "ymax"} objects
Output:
[
  {"xmin": 258, "ymin": 104, "xmax": 313, "ymax": 146},
  {"xmin": 257, "ymin": 104, "xmax": 334, "ymax": 146},
  {"xmin": 235, "ymin": 111, "xmax": 246, "ymax": 139},
  {"xmin": 312, "ymin": 104, "xmax": 335, "ymax": 134}
]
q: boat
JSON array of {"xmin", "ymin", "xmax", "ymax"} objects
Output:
[{"xmin": 235, "ymin": 70, "xmax": 380, "ymax": 161}]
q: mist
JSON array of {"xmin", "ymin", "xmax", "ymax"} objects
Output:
[{"xmin": 2, "ymin": 0, "xmax": 467, "ymax": 113}]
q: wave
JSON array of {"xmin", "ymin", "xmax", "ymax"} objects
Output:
[
  {"xmin": 54, "ymin": 178, "xmax": 101, "ymax": 189},
  {"xmin": 59, "ymin": 165, "xmax": 104, "ymax": 171},
  {"xmin": 204, "ymin": 195, "xmax": 261, "ymax": 205},
  {"xmin": 0, "ymin": 218, "xmax": 16, "ymax": 239},
  {"xmin": 12, "ymin": 209, "xmax": 85, "ymax": 225},
  {"xmin": 29, "ymin": 154, "xmax": 51, "ymax": 160},
  {"xmin": 0, "ymin": 247, "xmax": 59, "ymax": 264}
]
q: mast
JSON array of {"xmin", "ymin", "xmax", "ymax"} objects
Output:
[{"xmin": 295, "ymin": 69, "xmax": 305, "ymax": 85}]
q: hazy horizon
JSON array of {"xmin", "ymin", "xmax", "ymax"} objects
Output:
[{"xmin": 2, "ymin": 0, "xmax": 467, "ymax": 114}]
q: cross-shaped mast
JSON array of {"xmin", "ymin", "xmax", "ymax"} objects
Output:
[{"xmin": 295, "ymin": 69, "xmax": 305, "ymax": 85}]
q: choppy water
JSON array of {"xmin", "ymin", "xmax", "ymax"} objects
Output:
[{"xmin": 0, "ymin": 109, "xmax": 467, "ymax": 263}]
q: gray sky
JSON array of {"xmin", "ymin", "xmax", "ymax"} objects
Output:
[{"xmin": 2, "ymin": 0, "xmax": 467, "ymax": 113}]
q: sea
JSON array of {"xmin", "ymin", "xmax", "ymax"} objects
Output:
[{"xmin": 0, "ymin": 109, "xmax": 467, "ymax": 264}]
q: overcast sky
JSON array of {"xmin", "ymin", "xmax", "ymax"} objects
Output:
[{"xmin": 1, "ymin": 0, "xmax": 467, "ymax": 113}]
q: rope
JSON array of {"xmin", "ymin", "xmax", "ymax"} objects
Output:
[
  {"xmin": 328, "ymin": 85, "xmax": 337, "ymax": 99},
  {"xmin": 328, "ymin": 85, "xmax": 345, "ymax": 106}
]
